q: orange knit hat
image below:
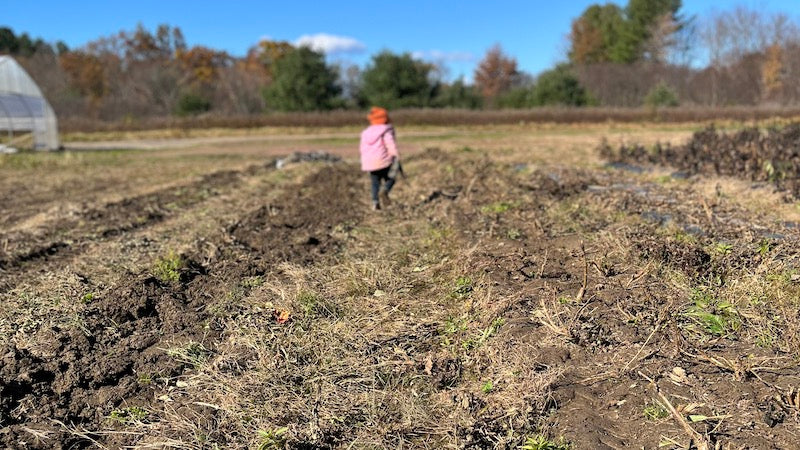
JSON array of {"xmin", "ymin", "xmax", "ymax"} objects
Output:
[{"xmin": 367, "ymin": 106, "xmax": 389, "ymax": 125}]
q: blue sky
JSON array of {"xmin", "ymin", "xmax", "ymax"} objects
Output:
[{"xmin": 3, "ymin": 0, "xmax": 799, "ymax": 81}]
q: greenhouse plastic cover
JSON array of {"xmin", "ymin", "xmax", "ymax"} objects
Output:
[{"xmin": 0, "ymin": 55, "xmax": 59, "ymax": 150}]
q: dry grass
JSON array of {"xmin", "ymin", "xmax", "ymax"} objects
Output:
[{"xmin": 715, "ymin": 245, "xmax": 800, "ymax": 356}]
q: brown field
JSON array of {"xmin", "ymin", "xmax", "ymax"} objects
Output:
[{"xmin": 2, "ymin": 123, "xmax": 800, "ymax": 449}]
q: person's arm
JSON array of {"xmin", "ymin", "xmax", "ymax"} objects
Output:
[
  {"xmin": 384, "ymin": 128, "xmax": 403, "ymax": 178},
  {"xmin": 383, "ymin": 128, "xmax": 399, "ymax": 160}
]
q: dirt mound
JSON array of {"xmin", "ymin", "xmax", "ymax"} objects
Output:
[
  {"xmin": 230, "ymin": 165, "xmax": 362, "ymax": 263},
  {"xmin": 525, "ymin": 168, "xmax": 597, "ymax": 200},
  {"xmin": 600, "ymin": 124, "xmax": 800, "ymax": 197},
  {"xmin": 0, "ymin": 271, "xmax": 208, "ymax": 448}
]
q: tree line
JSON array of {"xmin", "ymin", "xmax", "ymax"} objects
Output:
[{"xmin": 3, "ymin": 1, "xmax": 800, "ymax": 121}]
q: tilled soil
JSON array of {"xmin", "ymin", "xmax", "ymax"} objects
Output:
[
  {"xmin": 383, "ymin": 148, "xmax": 800, "ymax": 448},
  {"xmin": 1, "ymin": 160, "xmax": 364, "ymax": 448},
  {"xmin": 0, "ymin": 169, "xmax": 244, "ymax": 281},
  {"xmin": 2, "ymin": 136, "xmax": 800, "ymax": 448}
]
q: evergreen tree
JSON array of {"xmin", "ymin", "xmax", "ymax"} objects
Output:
[
  {"xmin": 623, "ymin": 0, "xmax": 682, "ymax": 61},
  {"xmin": 262, "ymin": 46, "xmax": 341, "ymax": 111},
  {"xmin": 0, "ymin": 27, "xmax": 19, "ymax": 54},
  {"xmin": 569, "ymin": 0, "xmax": 683, "ymax": 64},
  {"xmin": 569, "ymin": 4, "xmax": 628, "ymax": 63},
  {"xmin": 360, "ymin": 51, "xmax": 435, "ymax": 108}
]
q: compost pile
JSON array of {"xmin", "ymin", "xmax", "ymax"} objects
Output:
[
  {"xmin": 600, "ymin": 123, "xmax": 800, "ymax": 196},
  {"xmin": 275, "ymin": 150, "xmax": 342, "ymax": 169}
]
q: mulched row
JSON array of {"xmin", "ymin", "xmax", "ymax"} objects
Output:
[{"xmin": 600, "ymin": 124, "xmax": 800, "ymax": 197}]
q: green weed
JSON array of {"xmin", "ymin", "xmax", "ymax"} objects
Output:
[
  {"xmin": 763, "ymin": 160, "xmax": 785, "ymax": 182},
  {"xmin": 441, "ymin": 315, "xmax": 469, "ymax": 348},
  {"xmin": 549, "ymin": 200, "xmax": 592, "ymax": 233},
  {"xmin": 712, "ymin": 242, "xmax": 733, "ymax": 255},
  {"xmin": 451, "ymin": 276, "xmax": 474, "ymax": 299},
  {"xmin": 765, "ymin": 269, "xmax": 796, "ymax": 284},
  {"xmin": 463, "ymin": 317, "xmax": 505, "ymax": 351},
  {"xmin": 166, "ymin": 341, "xmax": 209, "ymax": 367},
  {"xmin": 242, "ymin": 276, "xmax": 264, "ymax": 288},
  {"xmin": 520, "ymin": 434, "xmax": 571, "ymax": 450},
  {"xmin": 223, "ymin": 275, "xmax": 266, "ymax": 306},
  {"xmin": 557, "ymin": 296, "xmax": 575, "ymax": 305},
  {"xmin": 481, "ymin": 201, "xmax": 515, "ymax": 215},
  {"xmin": 108, "ymin": 406, "xmax": 149, "ymax": 425},
  {"xmin": 298, "ymin": 291, "xmax": 318, "ymax": 313},
  {"xmin": 755, "ymin": 332, "xmax": 775, "ymax": 349},
  {"xmin": 443, "ymin": 315, "xmax": 469, "ymax": 335},
  {"xmin": 654, "ymin": 174, "xmax": 673, "ymax": 184},
  {"xmin": 481, "ymin": 380, "xmax": 494, "ymax": 394},
  {"xmin": 643, "ymin": 401, "xmax": 669, "ymax": 420},
  {"xmin": 256, "ymin": 427, "xmax": 288, "ymax": 450},
  {"xmin": 673, "ymin": 229, "xmax": 696, "ymax": 243},
  {"xmin": 297, "ymin": 290, "xmax": 339, "ymax": 318},
  {"xmin": 757, "ymin": 239, "xmax": 772, "ymax": 257},
  {"xmin": 153, "ymin": 251, "xmax": 183, "ymax": 282},
  {"xmin": 684, "ymin": 288, "xmax": 741, "ymax": 337},
  {"xmin": 425, "ymin": 224, "xmax": 453, "ymax": 247}
]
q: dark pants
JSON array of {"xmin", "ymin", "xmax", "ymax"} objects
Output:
[{"xmin": 369, "ymin": 166, "xmax": 396, "ymax": 202}]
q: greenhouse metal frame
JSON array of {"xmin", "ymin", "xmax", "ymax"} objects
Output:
[{"xmin": 0, "ymin": 55, "xmax": 60, "ymax": 150}]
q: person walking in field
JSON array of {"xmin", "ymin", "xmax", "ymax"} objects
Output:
[{"xmin": 360, "ymin": 106, "xmax": 402, "ymax": 210}]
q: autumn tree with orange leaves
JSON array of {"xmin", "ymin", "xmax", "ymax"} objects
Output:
[
  {"xmin": 59, "ymin": 51, "xmax": 108, "ymax": 104},
  {"xmin": 473, "ymin": 45, "xmax": 519, "ymax": 106},
  {"xmin": 177, "ymin": 46, "xmax": 230, "ymax": 86}
]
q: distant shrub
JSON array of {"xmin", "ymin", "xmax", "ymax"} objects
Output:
[
  {"xmin": 644, "ymin": 82, "xmax": 679, "ymax": 108},
  {"xmin": 434, "ymin": 78, "xmax": 483, "ymax": 109},
  {"xmin": 496, "ymin": 86, "xmax": 534, "ymax": 108},
  {"xmin": 530, "ymin": 64, "xmax": 593, "ymax": 107},
  {"xmin": 174, "ymin": 93, "xmax": 211, "ymax": 116},
  {"xmin": 494, "ymin": 65, "xmax": 592, "ymax": 108}
]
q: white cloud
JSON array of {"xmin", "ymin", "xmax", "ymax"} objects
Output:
[
  {"xmin": 294, "ymin": 33, "xmax": 366, "ymax": 54},
  {"xmin": 412, "ymin": 50, "xmax": 475, "ymax": 63}
]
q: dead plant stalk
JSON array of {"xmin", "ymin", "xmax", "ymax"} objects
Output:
[
  {"xmin": 575, "ymin": 242, "xmax": 588, "ymax": 301},
  {"xmin": 638, "ymin": 371, "xmax": 710, "ymax": 450}
]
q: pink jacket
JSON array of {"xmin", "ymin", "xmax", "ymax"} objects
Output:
[{"xmin": 360, "ymin": 124, "xmax": 399, "ymax": 172}]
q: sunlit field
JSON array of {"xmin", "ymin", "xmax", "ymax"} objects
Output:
[{"xmin": 2, "ymin": 122, "xmax": 800, "ymax": 449}]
